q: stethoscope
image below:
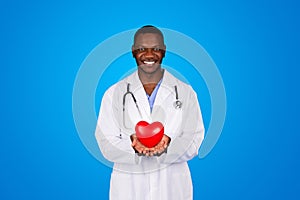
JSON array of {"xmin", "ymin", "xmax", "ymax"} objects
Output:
[{"xmin": 122, "ymin": 83, "xmax": 182, "ymax": 129}]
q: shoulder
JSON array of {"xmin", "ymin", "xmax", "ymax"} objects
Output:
[
  {"xmin": 102, "ymin": 71, "xmax": 136, "ymax": 98},
  {"xmin": 165, "ymin": 69, "xmax": 195, "ymax": 92}
]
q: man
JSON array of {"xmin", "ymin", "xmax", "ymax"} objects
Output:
[{"xmin": 95, "ymin": 25, "xmax": 204, "ymax": 200}]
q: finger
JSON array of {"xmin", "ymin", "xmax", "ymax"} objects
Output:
[
  {"xmin": 162, "ymin": 138, "xmax": 169, "ymax": 148},
  {"xmin": 145, "ymin": 151, "xmax": 150, "ymax": 156},
  {"xmin": 138, "ymin": 147, "xmax": 144, "ymax": 154},
  {"xmin": 163, "ymin": 142, "xmax": 168, "ymax": 148},
  {"xmin": 142, "ymin": 148, "xmax": 148, "ymax": 155},
  {"xmin": 131, "ymin": 140, "xmax": 136, "ymax": 147},
  {"xmin": 157, "ymin": 143, "xmax": 164, "ymax": 149},
  {"xmin": 158, "ymin": 146, "xmax": 166, "ymax": 154},
  {"xmin": 153, "ymin": 148, "xmax": 158, "ymax": 155}
]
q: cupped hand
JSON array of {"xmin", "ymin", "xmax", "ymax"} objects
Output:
[
  {"xmin": 131, "ymin": 134, "xmax": 170, "ymax": 156},
  {"xmin": 149, "ymin": 135, "xmax": 171, "ymax": 156},
  {"xmin": 131, "ymin": 134, "xmax": 151, "ymax": 156}
]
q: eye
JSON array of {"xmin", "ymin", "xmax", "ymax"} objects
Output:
[
  {"xmin": 153, "ymin": 48, "xmax": 160, "ymax": 52},
  {"xmin": 136, "ymin": 47, "xmax": 145, "ymax": 52}
]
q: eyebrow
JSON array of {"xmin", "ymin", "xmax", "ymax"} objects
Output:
[{"xmin": 133, "ymin": 45, "xmax": 163, "ymax": 48}]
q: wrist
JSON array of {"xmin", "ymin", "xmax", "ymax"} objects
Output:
[
  {"xmin": 130, "ymin": 134, "xmax": 136, "ymax": 142},
  {"xmin": 165, "ymin": 135, "xmax": 171, "ymax": 145}
]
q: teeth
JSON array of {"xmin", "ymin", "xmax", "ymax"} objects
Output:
[{"xmin": 143, "ymin": 61, "xmax": 155, "ymax": 65}]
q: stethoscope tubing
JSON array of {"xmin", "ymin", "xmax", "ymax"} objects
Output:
[{"xmin": 122, "ymin": 83, "xmax": 182, "ymax": 130}]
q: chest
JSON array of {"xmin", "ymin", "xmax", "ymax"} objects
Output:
[{"xmin": 123, "ymin": 87, "xmax": 185, "ymax": 136}]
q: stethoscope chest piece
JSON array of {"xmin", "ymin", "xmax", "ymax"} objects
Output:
[
  {"xmin": 174, "ymin": 100, "xmax": 182, "ymax": 109},
  {"xmin": 173, "ymin": 85, "xmax": 182, "ymax": 109}
]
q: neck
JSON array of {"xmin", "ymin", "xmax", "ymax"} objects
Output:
[{"xmin": 138, "ymin": 68, "xmax": 164, "ymax": 85}]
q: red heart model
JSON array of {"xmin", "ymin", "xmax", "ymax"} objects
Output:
[{"xmin": 135, "ymin": 121, "xmax": 164, "ymax": 148}]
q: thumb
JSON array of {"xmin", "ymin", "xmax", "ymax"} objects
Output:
[{"xmin": 131, "ymin": 139, "xmax": 136, "ymax": 147}]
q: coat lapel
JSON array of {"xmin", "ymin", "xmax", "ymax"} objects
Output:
[
  {"xmin": 125, "ymin": 70, "xmax": 178, "ymax": 123},
  {"xmin": 153, "ymin": 70, "xmax": 177, "ymax": 108},
  {"xmin": 126, "ymin": 72, "xmax": 152, "ymax": 122}
]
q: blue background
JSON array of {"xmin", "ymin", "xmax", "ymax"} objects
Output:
[{"xmin": 1, "ymin": 0, "xmax": 299, "ymax": 199}]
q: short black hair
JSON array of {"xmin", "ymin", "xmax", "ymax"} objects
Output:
[{"xmin": 133, "ymin": 25, "xmax": 164, "ymax": 44}]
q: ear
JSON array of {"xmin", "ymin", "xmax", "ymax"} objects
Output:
[
  {"xmin": 131, "ymin": 46, "xmax": 136, "ymax": 57},
  {"xmin": 162, "ymin": 45, "xmax": 166, "ymax": 58}
]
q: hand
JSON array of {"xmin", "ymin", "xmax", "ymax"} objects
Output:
[
  {"xmin": 149, "ymin": 135, "xmax": 171, "ymax": 156},
  {"xmin": 131, "ymin": 134, "xmax": 151, "ymax": 156}
]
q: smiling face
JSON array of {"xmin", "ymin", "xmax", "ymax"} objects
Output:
[{"xmin": 132, "ymin": 33, "xmax": 166, "ymax": 77}]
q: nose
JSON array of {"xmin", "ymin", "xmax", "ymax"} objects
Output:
[{"xmin": 144, "ymin": 48, "xmax": 155, "ymax": 58}]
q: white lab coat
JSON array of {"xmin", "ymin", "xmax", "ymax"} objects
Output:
[{"xmin": 95, "ymin": 69, "xmax": 204, "ymax": 200}]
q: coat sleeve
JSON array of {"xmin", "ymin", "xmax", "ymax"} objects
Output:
[
  {"xmin": 95, "ymin": 87, "xmax": 140, "ymax": 164},
  {"xmin": 158, "ymin": 87, "xmax": 205, "ymax": 164}
]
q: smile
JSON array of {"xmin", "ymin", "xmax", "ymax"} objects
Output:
[{"xmin": 143, "ymin": 61, "xmax": 155, "ymax": 65}]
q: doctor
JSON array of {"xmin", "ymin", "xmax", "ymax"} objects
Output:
[{"xmin": 95, "ymin": 25, "xmax": 205, "ymax": 200}]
